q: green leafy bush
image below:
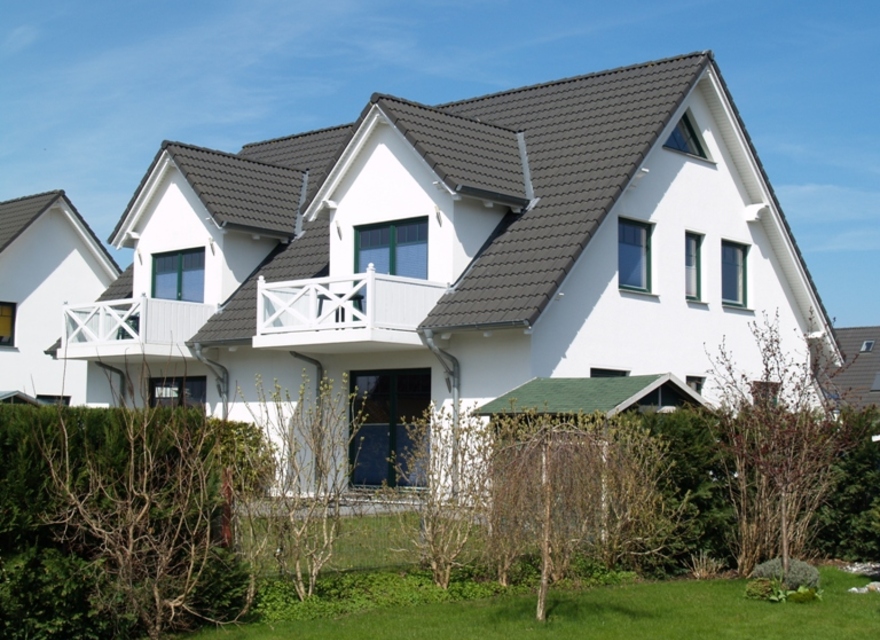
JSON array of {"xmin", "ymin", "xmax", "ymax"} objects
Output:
[
  {"xmin": 786, "ymin": 585, "xmax": 821, "ymax": 603},
  {"xmin": 745, "ymin": 577, "xmax": 774, "ymax": 600},
  {"xmin": 751, "ymin": 557, "xmax": 820, "ymax": 590}
]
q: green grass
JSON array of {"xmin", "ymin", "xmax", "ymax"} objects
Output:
[{"xmin": 190, "ymin": 567, "xmax": 880, "ymax": 639}]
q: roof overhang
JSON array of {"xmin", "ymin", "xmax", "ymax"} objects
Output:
[{"xmin": 110, "ymin": 150, "xmax": 178, "ymax": 249}]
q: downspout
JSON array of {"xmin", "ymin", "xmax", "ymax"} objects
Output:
[
  {"xmin": 193, "ymin": 343, "xmax": 229, "ymax": 420},
  {"xmin": 95, "ymin": 361, "xmax": 128, "ymax": 405},
  {"xmin": 289, "ymin": 351, "xmax": 323, "ymax": 398},
  {"xmin": 421, "ymin": 329, "xmax": 461, "ymax": 496}
]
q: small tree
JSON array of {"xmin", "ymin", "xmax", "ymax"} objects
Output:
[
  {"xmin": 712, "ymin": 314, "xmax": 856, "ymax": 577},
  {"xmin": 236, "ymin": 375, "xmax": 361, "ymax": 601},
  {"xmin": 394, "ymin": 404, "xmax": 492, "ymax": 589}
]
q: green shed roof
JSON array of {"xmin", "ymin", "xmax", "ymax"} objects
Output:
[{"xmin": 478, "ymin": 374, "xmax": 704, "ymax": 417}]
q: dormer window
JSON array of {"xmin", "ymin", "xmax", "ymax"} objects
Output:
[
  {"xmin": 356, "ymin": 218, "xmax": 428, "ymax": 279},
  {"xmin": 153, "ymin": 248, "xmax": 205, "ymax": 302},
  {"xmin": 861, "ymin": 340, "xmax": 875, "ymax": 353},
  {"xmin": 664, "ymin": 113, "xmax": 707, "ymax": 159}
]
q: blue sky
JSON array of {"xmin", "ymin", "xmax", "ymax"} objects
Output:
[{"xmin": 1, "ymin": 0, "xmax": 878, "ymax": 327}]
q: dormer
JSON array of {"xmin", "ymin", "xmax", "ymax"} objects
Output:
[
  {"xmin": 109, "ymin": 141, "xmax": 304, "ymax": 306},
  {"xmin": 305, "ymin": 95, "xmax": 535, "ymax": 287}
]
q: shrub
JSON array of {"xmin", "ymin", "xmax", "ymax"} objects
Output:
[
  {"xmin": 745, "ymin": 577, "xmax": 774, "ymax": 600},
  {"xmin": 751, "ymin": 557, "xmax": 820, "ymax": 590}
]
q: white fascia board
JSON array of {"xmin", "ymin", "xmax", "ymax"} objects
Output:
[
  {"xmin": 52, "ymin": 200, "xmax": 120, "ymax": 280},
  {"xmin": 305, "ymin": 106, "xmax": 389, "ymax": 222},
  {"xmin": 699, "ymin": 67, "xmax": 838, "ymax": 353},
  {"xmin": 110, "ymin": 152, "xmax": 177, "ymax": 249},
  {"xmin": 305, "ymin": 104, "xmax": 463, "ymax": 223}
]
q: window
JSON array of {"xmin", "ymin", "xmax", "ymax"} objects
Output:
[
  {"xmin": 350, "ymin": 369, "xmax": 431, "ymax": 487},
  {"xmin": 860, "ymin": 340, "xmax": 875, "ymax": 353},
  {"xmin": 153, "ymin": 248, "xmax": 205, "ymax": 302},
  {"xmin": 686, "ymin": 376, "xmax": 705, "ymax": 394},
  {"xmin": 149, "ymin": 376, "xmax": 207, "ymax": 408},
  {"xmin": 664, "ymin": 113, "xmax": 707, "ymax": 158},
  {"xmin": 356, "ymin": 218, "xmax": 428, "ymax": 279},
  {"xmin": 618, "ymin": 219, "xmax": 651, "ymax": 292},
  {"xmin": 0, "ymin": 302, "xmax": 15, "ymax": 346},
  {"xmin": 591, "ymin": 368, "xmax": 629, "ymax": 378},
  {"xmin": 685, "ymin": 233, "xmax": 702, "ymax": 300},
  {"xmin": 36, "ymin": 395, "xmax": 71, "ymax": 406},
  {"xmin": 721, "ymin": 241, "xmax": 748, "ymax": 306}
]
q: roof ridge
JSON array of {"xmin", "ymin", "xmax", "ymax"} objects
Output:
[
  {"xmin": 372, "ymin": 93, "xmax": 521, "ymax": 134},
  {"xmin": 0, "ymin": 189, "xmax": 63, "ymax": 207},
  {"xmin": 162, "ymin": 140, "xmax": 306, "ymax": 174},
  {"xmin": 436, "ymin": 50, "xmax": 711, "ymax": 110},
  {"xmin": 240, "ymin": 123, "xmax": 355, "ymax": 153}
]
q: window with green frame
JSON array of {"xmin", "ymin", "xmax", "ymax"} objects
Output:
[
  {"xmin": 618, "ymin": 218, "xmax": 652, "ymax": 292},
  {"xmin": 350, "ymin": 369, "xmax": 431, "ymax": 487},
  {"xmin": 664, "ymin": 113, "xmax": 707, "ymax": 158},
  {"xmin": 153, "ymin": 248, "xmax": 205, "ymax": 302},
  {"xmin": 721, "ymin": 240, "xmax": 748, "ymax": 306},
  {"xmin": 0, "ymin": 302, "xmax": 15, "ymax": 346},
  {"xmin": 685, "ymin": 232, "xmax": 702, "ymax": 300},
  {"xmin": 355, "ymin": 218, "xmax": 428, "ymax": 279}
]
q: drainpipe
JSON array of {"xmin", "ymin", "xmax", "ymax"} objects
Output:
[
  {"xmin": 421, "ymin": 329, "xmax": 461, "ymax": 496},
  {"xmin": 289, "ymin": 351, "xmax": 324, "ymax": 398},
  {"xmin": 193, "ymin": 343, "xmax": 229, "ymax": 420},
  {"xmin": 95, "ymin": 361, "xmax": 128, "ymax": 405}
]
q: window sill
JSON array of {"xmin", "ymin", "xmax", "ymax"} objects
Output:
[
  {"xmin": 686, "ymin": 299, "xmax": 709, "ymax": 308},
  {"xmin": 722, "ymin": 303, "xmax": 754, "ymax": 314},
  {"xmin": 619, "ymin": 288, "xmax": 659, "ymax": 300},
  {"xmin": 0, "ymin": 345, "xmax": 18, "ymax": 351}
]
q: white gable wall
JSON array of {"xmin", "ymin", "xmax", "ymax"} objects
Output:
[
  {"xmin": 129, "ymin": 168, "xmax": 276, "ymax": 305},
  {"xmin": 325, "ymin": 121, "xmax": 506, "ymax": 284},
  {"xmin": 529, "ymin": 86, "xmax": 814, "ymax": 403},
  {"xmin": 0, "ymin": 207, "xmax": 116, "ymax": 404}
]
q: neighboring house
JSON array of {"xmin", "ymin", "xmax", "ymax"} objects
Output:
[
  {"xmin": 831, "ymin": 326, "xmax": 880, "ymax": 409},
  {"xmin": 58, "ymin": 51, "xmax": 837, "ymax": 486},
  {"xmin": 0, "ymin": 191, "xmax": 120, "ymax": 405}
]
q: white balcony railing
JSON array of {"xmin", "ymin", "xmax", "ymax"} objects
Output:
[
  {"xmin": 62, "ymin": 296, "xmax": 216, "ymax": 352},
  {"xmin": 256, "ymin": 265, "xmax": 447, "ymax": 338}
]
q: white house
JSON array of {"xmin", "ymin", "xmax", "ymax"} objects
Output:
[
  {"xmin": 0, "ymin": 191, "xmax": 120, "ymax": 405},
  {"xmin": 58, "ymin": 51, "xmax": 838, "ymax": 486}
]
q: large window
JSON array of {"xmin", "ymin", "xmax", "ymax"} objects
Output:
[
  {"xmin": 618, "ymin": 219, "xmax": 651, "ymax": 292},
  {"xmin": 356, "ymin": 218, "xmax": 428, "ymax": 279},
  {"xmin": 0, "ymin": 302, "xmax": 15, "ymax": 346},
  {"xmin": 721, "ymin": 241, "xmax": 748, "ymax": 306},
  {"xmin": 149, "ymin": 376, "xmax": 207, "ymax": 408},
  {"xmin": 153, "ymin": 248, "xmax": 205, "ymax": 302},
  {"xmin": 350, "ymin": 369, "xmax": 431, "ymax": 487},
  {"xmin": 685, "ymin": 232, "xmax": 702, "ymax": 300}
]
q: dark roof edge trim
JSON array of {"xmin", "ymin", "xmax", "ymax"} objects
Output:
[{"xmin": 418, "ymin": 319, "xmax": 531, "ymax": 333}]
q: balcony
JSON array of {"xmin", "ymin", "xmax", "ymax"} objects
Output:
[
  {"xmin": 60, "ymin": 296, "xmax": 217, "ymax": 361},
  {"xmin": 253, "ymin": 266, "xmax": 448, "ymax": 352}
]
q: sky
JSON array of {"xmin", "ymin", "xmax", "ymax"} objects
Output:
[{"xmin": 1, "ymin": 0, "xmax": 878, "ymax": 327}]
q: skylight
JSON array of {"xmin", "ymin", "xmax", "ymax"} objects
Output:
[
  {"xmin": 664, "ymin": 113, "xmax": 707, "ymax": 158},
  {"xmin": 861, "ymin": 340, "xmax": 875, "ymax": 353}
]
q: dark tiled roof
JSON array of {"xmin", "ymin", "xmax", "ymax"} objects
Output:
[
  {"xmin": 238, "ymin": 124, "xmax": 355, "ymax": 206},
  {"xmin": 165, "ymin": 142, "xmax": 305, "ymax": 237},
  {"xmin": 832, "ymin": 326, "xmax": 880, "ymax": 409},
  {"xmin": 373, "ymin": 95, "xmax": 528, "ymax": 204},
  {"xmin": 97, "ymin": 263, "xmax": 134, "ymax": 301},
  {"xmin": 191, "ymin": 52, "xmax": 711, "ymax": 343},
  {"xmin": 0, "ymin": 190, "xmax": 120, "ymax": 272},
  {"xmin": 421, "ymin": 52, "xmax": 709, "ymax": 329}
]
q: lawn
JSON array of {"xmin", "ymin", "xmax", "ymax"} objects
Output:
[{"xmin": 191, "ymin": 567, "xmax": 880, "ymax": 639}]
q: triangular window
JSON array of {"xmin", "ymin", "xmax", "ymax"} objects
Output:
[{"xmin": 664, "ymin": 113, "xmax": 707, "ymax": 158}]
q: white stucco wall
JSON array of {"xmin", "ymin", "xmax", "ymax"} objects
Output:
[
  {"xmin": 529, "ymin": 86, "xmax": 815, "ymax": 403},
  {"xmin": 0, "ymin": 206, "xmax": 116, "ymax": 404}
]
